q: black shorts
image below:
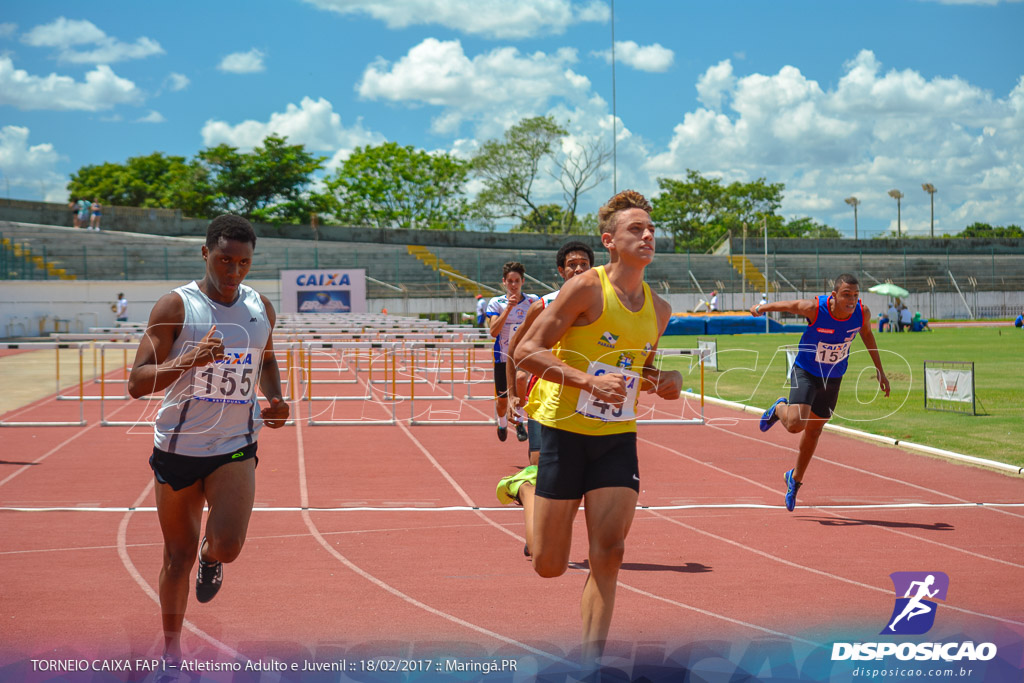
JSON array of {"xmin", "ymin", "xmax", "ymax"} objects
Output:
[
  {"xmin": 789, "ymin": 366, "xmax": 842, "ymax": 418},
  {"xmin": 527, "ymin": 417, "xmax": 542, "ymax": 452},
  {"xmin": 535, "ymin": 425, "xmax": 639, "ymax": 500},
  {"xmin": 150, "ymin": 443, "xmax": 258, "ymax": 491},
  {"xmin": 493, "ymin": 362, "xmax": 508, "ymax": 398}
]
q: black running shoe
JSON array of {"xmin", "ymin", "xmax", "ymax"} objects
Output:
[
  {"xmin": 497, "ymin": 425, "xmax": 508, "ymax": 442},
  {"xmin": 195, "ymin": 538, "xmax": 223, "ymax": 603},
  {"xmin": 515, "ymin": 422, "xmax": 528, "ymax": 442},
  {"xmin": 523, "ymin": 543, "xmax": 531, "ymax": 557}
]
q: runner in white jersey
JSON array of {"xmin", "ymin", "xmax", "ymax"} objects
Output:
[
  {"xmin": 128, "ymin": 215, "xmax": 288, "ymax": 668},
  {"xmin": 486, "ymin": 261, "xmax": 539, "ymax": 441},
  {"xmin": 504, "ymin": 241, "xmax": 595, "ymax": 468}
]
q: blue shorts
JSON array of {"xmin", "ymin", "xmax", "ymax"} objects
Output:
[{"xmin": 150, "ymin": 443, "xmax": 258, "ymax": 491}]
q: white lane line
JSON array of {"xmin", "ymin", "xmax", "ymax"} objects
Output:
[
  {"xmin": 292, "ymin": 391, "xmax": 575, "ymax": 667},
  {"xmin": 116, "ymin": 479, "xmax": 246, "ymax": 661},
  {"xmin": 646, "ymin": 508, "xmax": 1024, "ymax": 628}
]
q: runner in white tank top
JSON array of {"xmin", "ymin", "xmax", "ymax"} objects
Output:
[{"xmin": 128, "ymin": 215, "xmax": 288, "ymax": 667}]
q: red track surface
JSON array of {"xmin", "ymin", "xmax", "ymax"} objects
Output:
[{"xmin": 2, "ymin": 363, "xmax": 1023, "ymax": 681}]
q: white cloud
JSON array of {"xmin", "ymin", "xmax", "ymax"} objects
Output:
[
  {"xmin": 201, "ymin": 96, "xmax": 386, "ymax": 167},
  {"xmin": 358, "ymin": 38, "xmax": 591, "ymax": 135},
  {"xmin": 0, "ymin": 23, "xmax": 17, "ymax": 39},
  {"xmin": 136, "ymin": 110, "xmax": 166, "ymax": 123},
  {"xmin": 21, "ymin": 17, "xmax": 163, "ymax": 64},
  {"xmin": 165, "ymin": 72, "xmax": 190, "ymax": 92},
  {"xmin": 643, "ymin": 51, "xmax": 1024, "ymax": 235},
  {"xmin": 0, "ymin": 126, "xmax": 67, "ymax": 201},
  {"xmin": 302, "ymin": 0, "xmax": 608, "ymax": 39},
  {"xmin": 593, "ymin": 40, "xmax": 674, "ymax": 73},
  {"xmin": 218, "ymin": 49, "xmax": 265, "ymax": 74},
  {"xmin": 0, "ymin": 56, "xmax": 143, "ymax": 111}
]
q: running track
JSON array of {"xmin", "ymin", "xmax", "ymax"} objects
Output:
[{"xmin": 1, "ymin": 365, "xmax": 1023, "ymax": 682}]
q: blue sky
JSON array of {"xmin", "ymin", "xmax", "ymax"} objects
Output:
[{"xmin": 1, "ymin": 0, "xmax": 1022, "ymax": 237}]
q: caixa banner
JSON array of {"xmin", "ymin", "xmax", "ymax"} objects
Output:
[{"xmin": 280, "ymin": 269, "xmax": 367, "ymax": 314}]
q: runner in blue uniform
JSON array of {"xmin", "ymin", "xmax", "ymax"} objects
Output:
[{"xmin": 752, "ymin": 274, "xmax": 890, "ymax": 511}]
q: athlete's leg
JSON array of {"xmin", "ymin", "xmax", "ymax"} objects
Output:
[
  {"xmin": 518, "ymin": 483, "xmax": 536, "ymax": 554},
  {"xmin": 200, "ymin": 458, "xmax": 257, "ymax": 564},
  {"xmin": 154, "ymin": 479, "xmax": 206, "ymax": 658},
  {"xmin": 792, "ymin": 412, "xmax": 828, "ymax": 482},
  {"xmin": 530, "ymin": 496, "xmax": 582, "ymax": 578},
  {"xmin": 777, "ymin": 401, "xmax": 813, "ymax": 433},
  {"xmin": 579, "ymin": 486, "xmax": 638, "ymax": 664}
]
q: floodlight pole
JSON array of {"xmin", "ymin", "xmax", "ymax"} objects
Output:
[
  {"xmin": 922, "ymin": 183, "xmax": 936, "ymax": 238},
  {"xmin": 844, "ymin": 196, "xmax": 860, "ymax": 240},
  {"xmin": 888, "ymin": 189, "xmax": 904, "ymax": 238},
  {"xmin": 764, "ymin": 216, "xmax": 769, "ymax": 334},
  {"xmin": 610, "ymin": 0, "xmax": 617, "ymax": 194}
]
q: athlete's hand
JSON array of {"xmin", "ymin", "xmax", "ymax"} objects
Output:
[
  {"xmin": 506, "ymin": 395, "xmax": 522, "ymax": 422},
  {"xmin": 645, "ymin": 369, "xmax": 682, "ymax": 400},
  {"xmin": 877, "ymin": 369, "xmax": 891, "ymax": 397},
  {"xmin": 506, "ymin": 291, "xmax": 521, "ymax": 307},
  {"xmin": 589, "ymin": 372, "xmax": 627, "ymax": 408},
  {"xmin": 749, "ymin": 303, "xmax": 761, "ymax": 317},
  {"xmin": 178, "ymin": 325, "xmax": 225, "ymax": 368},
  {"xmin": 261, "ymin": 396, "xmax": 289, "ymax": 428}
]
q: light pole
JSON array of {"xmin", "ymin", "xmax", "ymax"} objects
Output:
[
  {"xmin": 888, "ymin": 189, "xmax": 904, "ymax": 238},
  {"xmin": 922, "ymin": 183, "xmax": 936, "ymax": 238},
  {"xmin": 610, "ymin": 0, "xmax": 617, "ymax": 194},
  {"xmin": 844, "ymin": 196, "xmax": 860, "ymax": 240}
]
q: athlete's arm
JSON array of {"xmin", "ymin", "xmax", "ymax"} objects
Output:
[
  {"xmin": 750, "ymin": 297, "xmax": 817, "ymax": 320},
  {"xmin": 127, "ymin": 293, "xmax": 225, "ymax": 398},
  {"xmin": 258, "ymin": 294, "xmax": 289, "ymax": 428},
  {"xmin": 858, "ymin": 304, "xmax": 891, "ymax": 398},
  {"xmin": 505, "ymin": 298, "xmax": 545, "ymax": 411},
  {"xmin": 488, "ymin": 293, "xmax": 519, "ymax": 338},
  {"xmin": 514, "ymin": 270, "xmax": 627, "ymax": 405},
  {"xmin": 641, "ymin": 294, "xmax": 683, "ymax": 399}
]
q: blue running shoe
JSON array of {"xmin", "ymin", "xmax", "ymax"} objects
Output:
[
  {"xmin": 784, "ymin": 469, "xmax": 802, "ymax": 512},
  {"xmin": 760, "ymin": 397, "xmax": 788, "ymax": 432}
]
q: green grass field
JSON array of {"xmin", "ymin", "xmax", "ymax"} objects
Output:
[{"xmin": 660, "ymin": 327, "xmax": 1024, "ymax": 467}]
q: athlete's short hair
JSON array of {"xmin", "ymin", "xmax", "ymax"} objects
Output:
[
  {"xmin": 207, "ymin": 215, "xmax": 256, "ymax": 250},
  {"xmin": 598, "ymin": 190, "xmax": 653, "ymax": 235},
  {"xmin": 834, "ymin": 273, "xmax": 859, "ymax": 290},
  {"xmin": 502, "ymin": 261, "xmax": 525, "ymax": 280},
  {"xmin": 555, "ymin": 240, "xmax": 595, "ymax": 269}
]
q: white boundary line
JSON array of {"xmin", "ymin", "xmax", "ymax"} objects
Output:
[
  {"xmin": 6, "ymin": 502, "xmax": 1024, "ymax": 513},
  {"xmin": 691, "ymin": 391, "xmax": 1024, "ymax": 475}
]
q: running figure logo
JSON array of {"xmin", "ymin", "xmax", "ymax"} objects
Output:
[{"xmin": 882, "ymin": 571, "xmax": 949, "ymax": 635}]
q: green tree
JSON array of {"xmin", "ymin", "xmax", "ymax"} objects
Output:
[
  {"xmin": 651, "ymin": 170, "xmax": 785, "ymax": 252},
  {"xmin": 472, "ymin": 116, "xmax": 611, "ymax": 234},
  {"xmin": 777, "ymin": 216, "xmax": 843, "ymax": 239},
  {"xmin": 472, "ymin": 116, "xmax": 564, "ymax": 229},
  {"xmin": 67, "ymin": 152, "xmax": 214, "ymax": 216},
  {"xmin": 514, "ymin": 204, "xmax": 566, "ymax": 233},
  {"xmin": 324, "ymin": 142, "xmax": 471, "ymax": 230},
  {"xmin": 958, "ymin": 222, "xmax": 1024, "ymax": 238},
  {"xmin": 197, "ymin": 135, "xmax": 326, "ymax": 223}
]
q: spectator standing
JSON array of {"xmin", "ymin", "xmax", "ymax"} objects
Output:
[
  {"xmin": 475, "ymin": 294, "xmax": 487, "ymax": 327},
  {"xmin": 89, "ymin": 199, "xmax": 103, "ymax": 230},
  {"xmin": 113, "ymin": 292, "xmax": 128, "ymax": 322}
]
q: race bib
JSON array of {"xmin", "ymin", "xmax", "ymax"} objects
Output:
[
  {"xmin": 815, "ymin": 341, "xmax": 851, "ymax": 365},
  {"xmin": 575, "ymin": 361, "xmax": 640, "ymax": 421},
  {"xmin": 192, "ymin": 347, "xmax": 259, "ymax": 404}
]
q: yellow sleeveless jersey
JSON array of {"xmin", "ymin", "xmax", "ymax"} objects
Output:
[{"xmin": 526, "ymin": 265, "xmax": 659, "ymax": 435}]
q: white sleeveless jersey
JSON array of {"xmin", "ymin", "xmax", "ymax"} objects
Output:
[{"xmin": 153, "ymin": 281, "xmax": 271, "ymax": 456}]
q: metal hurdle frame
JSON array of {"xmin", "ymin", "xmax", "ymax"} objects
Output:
[
  {"xmin": 406, "ymin": 342, "xmax": 494, "ymax": 425},
  {"xmin": 0, "ymin": 342, "xmax": 87, "ymax": 427},
  {"xmin": 636, "ymin": 348, "xmax": 706, "ymax": 425},
  {"xmin": 303, "ymin": 341, "xmax": 397, "ymax": 426}
]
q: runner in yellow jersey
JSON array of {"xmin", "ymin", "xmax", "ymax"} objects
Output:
[{"xmin": 507, "ymin": 190, "xmax": 682, "ymax": 666}]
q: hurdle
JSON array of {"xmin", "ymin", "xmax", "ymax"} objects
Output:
[
  {"xmin": 303, "ymin": 341, "xmax": 397, "ymax": 426},
  {"xmin": 643, "ymin": 350, "xmax": 708, "ymax": 423},
  {"xmin": 0, "ymin": 342, "xmax": 87, "ymax": 427}
]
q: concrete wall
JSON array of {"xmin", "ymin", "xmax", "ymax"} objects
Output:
[{"xmin": 3, "ymin": 280, "xmax": 1021, "ymax": 338}]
